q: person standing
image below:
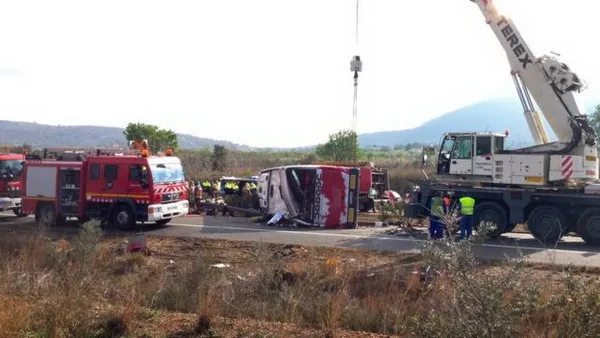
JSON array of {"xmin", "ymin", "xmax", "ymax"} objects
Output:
[
  {"xmin": 212, "ymin": 180, "xmax": 220, "ymax": 199},
  {"xmin": 427, "ymin": 192, "xmax": 446, "ymax": 239},
  {"xmin": 368, "ymin": 185, "xmax": 378, "ymax": 213},
  {"xmin": 458, "ymin": 195, "xmax": 476, "ymax": 240}
]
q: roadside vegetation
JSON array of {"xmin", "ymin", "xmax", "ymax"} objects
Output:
[
  {"xmin": 174, "ymin": 128, "xmax": 428, "ymax": 198},
  {"xmin": 2, "ymin": 220, "xmax": 600, "ymax": 337},
  {"xmin": 8, "ymin": 126, "xmax": 429, "ymax": 197}
]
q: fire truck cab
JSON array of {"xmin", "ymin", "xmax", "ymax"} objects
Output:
[
  {"xmin": 22, "ymin": 149, "xmax": 189, "ymax": 229},
  {"xmin": 0, "ymin": 152, "xmax": 26, "ymax": 216}
]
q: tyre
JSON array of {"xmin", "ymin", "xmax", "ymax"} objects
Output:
[
  {"xmin": 345, "ymin": 223, "xmax": 357, "ymax": 229},
  {"xmin": 505, "ymin": 223, "xmax": 518, "ymax": 233},
  {"xmin": 111, "ymin": 204, "xmax": 136, "ymax": 231},
  {"xmin": 527, "ymin": 205, "xmax": 568, "ymax": 245},
  {"xmin": 359, "ymin": 199, "xmax": 374, "ymax": 213},
  {"xmin": 576, "ymin": 208, "xmax": 600, "ymax": 246},
  {"xmin": 12, "ymin": 208, "xmax": 28, "ymax": 217},
  {"xmin": 156, "ymin": 218, "xmax": 171, "ymax": 226},
  {"xmin": 473, "ymin": 202, "xmax": 508, "ymax": 239},
  {"xmin": 36, "ymin": 203, "xmax": 56, "ymax": 227},
  {"xmin": 56, "ymin": 216, "xmax": 67, "ymax": 226}
]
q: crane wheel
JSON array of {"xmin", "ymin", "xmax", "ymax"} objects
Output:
[
  {"xmin": 576, "ymin": 208, "xmax": 600, "ymax": 246},
  {"xmin": 473, "ymin": 202, "xmax": 507, "ymax": 239},
  {"xmin": 527, "ymin": 205, "xmax": 568, "ymax": 246}
]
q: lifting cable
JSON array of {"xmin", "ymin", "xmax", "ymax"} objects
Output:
[{"xmin": 350, "ymin": 0, "xmax": 362, "ymax": 161}]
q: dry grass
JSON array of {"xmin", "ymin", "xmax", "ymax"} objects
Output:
[{"xmin": 1, "ymin": 221, "xmax": 600, "ymax": 337}]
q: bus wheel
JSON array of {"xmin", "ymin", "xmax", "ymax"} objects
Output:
[
  {"xmin": 473, "ymin": 202, "xmax": 507, "ymax": 239},
  {"xmin": 37, "ymin": 203, "xmax": 56, "ymax": 227},
  {"xmin": 576, "ymin": 208, "xmax": 600, "ymax": 246},
  {"xmin": 527, "ymin": 205, "xmax": 567, "ymax": 246},
  {"xmin": 111, "ymin": 204, "xmax": 135, "ymax": 231}
]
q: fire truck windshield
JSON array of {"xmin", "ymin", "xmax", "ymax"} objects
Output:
[
  {"xmin": 0, "ymin": 160, "xmax": 23, "ymax": 178},
  {"xmin": 150, "ymin": 162, "xmax": 185, "ymax": 184}
]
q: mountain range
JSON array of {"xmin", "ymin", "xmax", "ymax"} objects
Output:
[
  {"xmin": 358, "ymin": 98, "xmax": 599, "ymax": 148},
  {"xmin": 0, "ymin": 121, "xmax": 248, "ymax": 150},
  {"xmin": 0, "ymin": 98, "xmax": 598, "ymax": 150}
]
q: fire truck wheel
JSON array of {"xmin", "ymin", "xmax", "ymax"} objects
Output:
[
  {"xmin": 155, "ymin": 219, "xmax": 171, "ymax": 226},
  {"xmin": 111, "ymin": 204, "xmax": 136, "ymax": 231},
  {"xmin": 36, "ymin": 203, "xmax": 56, "ymax": 227},
  {"xmin": 56, "ymin": 216, "xmax": 67, "ymax": 226},
  {"xmin": 12, "ymin": 208, "xmax": 28, "ymax": 217}
]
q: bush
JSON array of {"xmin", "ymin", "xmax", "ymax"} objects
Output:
[{"xmin": 4, "ymin": 221, "xmax": 600, "ymax": 337}]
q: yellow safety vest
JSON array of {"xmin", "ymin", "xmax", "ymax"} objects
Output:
[
  {"xmin": 459, "ymin": 197, "xmax": 475, "ymax": 215},
  {"xmin": 431, "ymin": 197, "xmax": 444, "ymax": 217}
]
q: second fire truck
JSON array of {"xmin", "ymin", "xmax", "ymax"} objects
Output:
[
  {"xmin": 21, "ymin": 147, "xmax": 189, "ymax": 229},
  {"xmin": 0, "ymin": 152, "xmax": 26, "ymax": 216}
]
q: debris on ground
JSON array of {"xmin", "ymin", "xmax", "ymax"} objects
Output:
[
  {"xmin": 267, "ymin": 211, "xmax": 287, "ymax": 225},
  {"xmin": 211, "ymin": 263, "xmax": 231, "ymax": 269}
]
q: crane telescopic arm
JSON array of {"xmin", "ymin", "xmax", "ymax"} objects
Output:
[{"xmin": 471, "ymin": 0, "xmax": 596, "ymax": 150}]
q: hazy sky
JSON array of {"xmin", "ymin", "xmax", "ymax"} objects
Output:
[{"xmin": 0, "ymin": 0, "xmax": 598, "ymax": 147}]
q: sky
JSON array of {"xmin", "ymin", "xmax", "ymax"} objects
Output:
[{"xmin": 0, "ymin": 0, "xmax": 598, "ymax": 148}]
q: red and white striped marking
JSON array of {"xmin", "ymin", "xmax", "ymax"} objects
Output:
[
  {"xmin": 153, "ymin": 185, "xmax": 187, "ymax": 194},
  {"xmin": 87, "ymin": 197, "xmax": 150, "ymax": 204},
  {"xmin": 562, "ymin": 155, "xmax": 573, "ymax": 180}
]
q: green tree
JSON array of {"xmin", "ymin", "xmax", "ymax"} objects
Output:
[
  {"xmin": 9, "ymin": 143, "xmax": 32, "ymax": 154},
  {"xmin": 123, "ymin": 123, "xmax": 179, "ymax": 153},
  {"xmin": 211, "ymin": 144, "xmax": 228, "ymax": 171},
  {"xmin": 589, "ymin": 104, "xmax": 600, "ymax": 142},
  {"xmin": 316, "ymin": 129, "xmax": 360, "ymax": 162}
]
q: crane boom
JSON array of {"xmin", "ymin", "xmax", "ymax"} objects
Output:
[{"xmin": 471, "ymin": 0, "xmax": 596, "ymax": 149}]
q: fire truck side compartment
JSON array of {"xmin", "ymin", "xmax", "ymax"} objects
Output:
[{"xmin": 26, "ymin": 166, "xmax": 57, "ymax": 198}]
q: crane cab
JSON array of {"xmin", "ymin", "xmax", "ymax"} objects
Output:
[{"xmin": 436, "ymin": 132, "xmax": 508, "ymax": 181}]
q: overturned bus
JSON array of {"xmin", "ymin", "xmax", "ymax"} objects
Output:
[{"xmin": 257, "ymin": 165, "xmax": 360, "ymax": 228}]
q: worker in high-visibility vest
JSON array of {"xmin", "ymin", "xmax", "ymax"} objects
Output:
[
  {"xmin": 458, "ymin": 195, "xmax": 476, "ymax": 240},
  {"xmin": 212, "ymin": 181, "xmax": 221, "ymax": 198},
  {"xmin": 426, "ymin": 192, "xmax": 446, "ymax": 239},
  {"xmin": 202, "ymin": 180, "xmax": 211, "ymax": 193}
]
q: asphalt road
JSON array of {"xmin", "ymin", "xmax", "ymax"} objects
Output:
[{"xmin": 3, "ymin": 212, "xmax": 600, "ymax": 267}]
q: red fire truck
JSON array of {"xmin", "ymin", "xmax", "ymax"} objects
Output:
[
  {"xmin": 314, "ymin": 161, "xmax": 389, "ymax": 212},
  {"xmin": 0, "ymin": 152, "xmax": 26, "ymax": 216},
  {"xmin": 21, "ymin": 148, "xmax": 189, "ymax": 229}
]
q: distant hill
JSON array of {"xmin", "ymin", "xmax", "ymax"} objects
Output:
[
  {"xmin": 0, "ymin": 121, "xmax": 247, "ymax": 150},
  {"xmin": 358, "ymin": 98, "xmax": 599, "ymax": 148},
  {"xmin": 1, "ymin": 98, "xmax": 598, "ymax": 150}
]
